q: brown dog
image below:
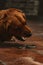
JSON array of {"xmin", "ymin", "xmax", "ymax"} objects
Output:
[{"xmin": 0, "ymin": 8, "xmax": 32, "ymax": 41}]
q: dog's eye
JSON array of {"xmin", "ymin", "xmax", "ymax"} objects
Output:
[{"xmin": 15, "ymin": 27, "xmax": 22, "ymax": 31}]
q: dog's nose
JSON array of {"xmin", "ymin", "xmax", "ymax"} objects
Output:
[
  {"xmin": 28, "ymin": 33, "xmax": 32, "ymax": 37},
  {"xmin": 25, "ymin": 32, "xmax": 32, "ymax": 37}
]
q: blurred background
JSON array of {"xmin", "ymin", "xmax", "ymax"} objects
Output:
[{"xmin": 0, "ymin": 0, "xmax": 43, "ymax": 21}]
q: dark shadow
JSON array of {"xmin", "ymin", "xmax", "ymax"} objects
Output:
[{"xmin": 0, "ymin": 41, "xmax": 36, "ymax": 49}]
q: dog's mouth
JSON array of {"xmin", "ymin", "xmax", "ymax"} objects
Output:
[
  {"xmin": 15, "ymin": 32, "xmax": 32, "ymax": 41},
  {"xmin": 15, "ymin": 35, "xmax": 28, "ymax": 41},
  {"xmin": 20, "ymin": 32, "xmax": 32, "ymax": 41},
  {"xmin": 21, "ymin": 36, "xmax": 27, "ymax": 41}
]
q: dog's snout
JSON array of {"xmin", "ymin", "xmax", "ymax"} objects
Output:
[
  {"xmin": 24, "ymin": 32, "xmax": 32, "ymax": 37},
  {"xmin": 28, "ymin": 32, "xmax": 32, "ymax": 37}
]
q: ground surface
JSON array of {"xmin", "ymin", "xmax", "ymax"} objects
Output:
[{"xmin": 0, "ymin": 20, "xmax": 43, "ymax": 65}]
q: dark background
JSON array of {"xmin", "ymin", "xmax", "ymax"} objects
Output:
[{"xmin": 0, "ymin": 0, "xmax": 43, "ymax": 21}]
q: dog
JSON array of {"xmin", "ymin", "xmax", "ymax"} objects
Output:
[{"xmin": 0, "ymin": 8, "xmax": 32, "ymax": 41}]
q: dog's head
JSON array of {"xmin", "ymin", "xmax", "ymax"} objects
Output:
[
  {"xmin": 0, "ymin": 8, "xmax": 32, "ymax": 41},
  {"xmin": 6, "ymin": 8, "xmax": 32, "ymax": 41}
]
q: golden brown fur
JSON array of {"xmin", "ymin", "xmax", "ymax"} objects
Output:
[{"xmin": 0, "ymin": 8, "xmax": 32, "ymax": 41}]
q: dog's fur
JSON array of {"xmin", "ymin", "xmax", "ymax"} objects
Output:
[{"xmin": 0, "ymin": 8, "xmax": 32, "ymax": 41}]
